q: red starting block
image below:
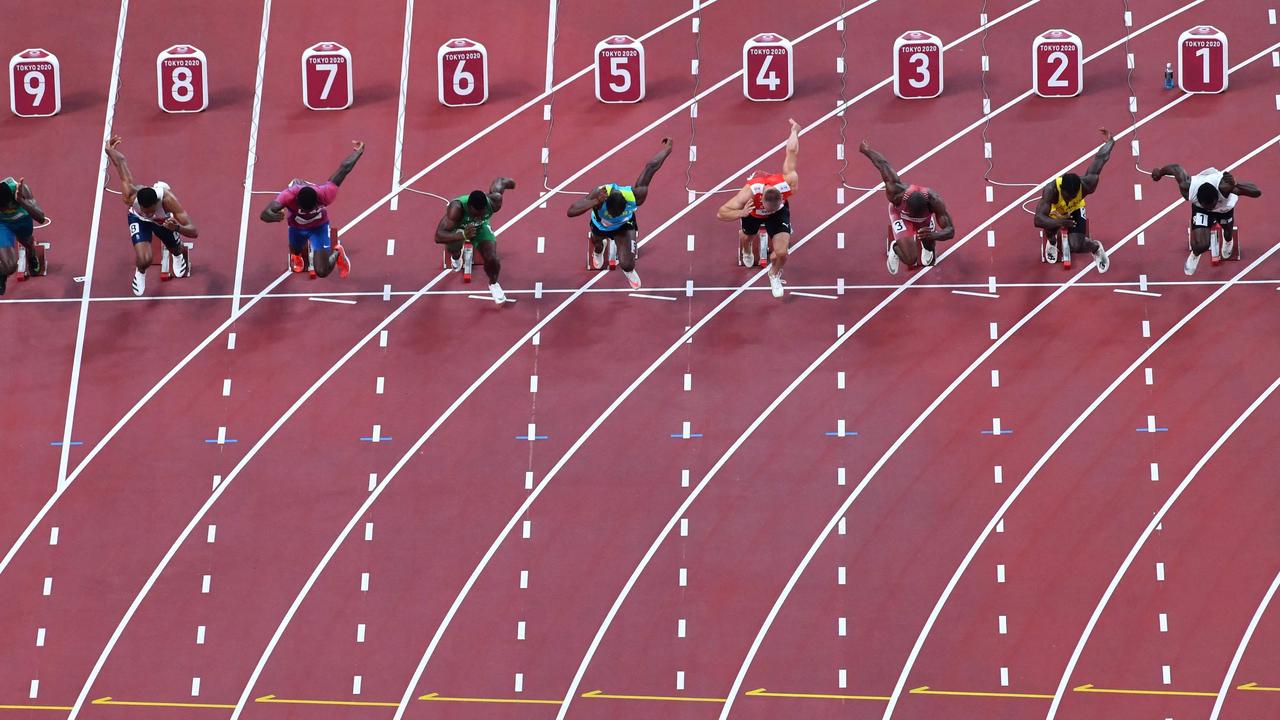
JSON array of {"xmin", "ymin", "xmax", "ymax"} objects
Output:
[
  {"xmin": 1040, "ymin": 227, "xmax": 1073, "ymax": 269},
  {"xmin": 737, "ymin": 231, "xmax": 769, "ymax": 268},
  {"xmin": 16, "ymin": 241, "xmax": 48, "ymax": 280},
  {"xmin": 9, "ymin": 49, "xmax": 60, "ymax": 117},
  {"xmin": 893, "ymin": 31, "xmax": 944, "ymax": 100},
  {"xmin": 1190, "ymin": 223, "xmax": 1241, "ymax": 265},
  {"xmin": 302, "ymin": 42, "xmax": 353, "ymax": 111},
  {"xmin": 157, "ymin": 45, "xmax": 208, "ymax": 113},
  {"xmin": 585, "ymin": 233, "xmax": 618, "ymax": 271},
  {"xmin": 155, "ymin": 241, "xmax": 194, "ymax": 280},
  {"xmin": 441, "ymin": 242, "xmax": 476, "ymax": 282}
]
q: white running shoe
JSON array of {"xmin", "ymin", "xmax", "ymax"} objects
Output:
[
  {"xmin": 1093, "ymin": 243, "xmax": 1110, "ymax": 273},
  {"xmin": 1184, "ymin": 252, "xmax": 1200, "ymax": 276},
  {"xmin": 450, "ymin": 253, "xmax": 462, "ymax": 271},
  {"xmin": 1044, "ymin": 240, "xmax": 1059, "ymax": 264},
  {"xmin": 489, "ymin": 282, "xmax": 507, "ymax": 304},
  {"xmin": 591, "ymin": 248, "xmax": 605, "ymax": 270},
  {"xmin": 768, "ymin": 272, "xmax": 784, "ymax": 298},
  {"xmin": 172, "ymin": 251, "xmax": 189, "ymax": 278},
  {"xmin": 886, "ymin": 247, "xmax": 901, "ymax": 275},
  {"xmin": 132, "ymin": 269, "xmax": 146, "ymax": 296},
  {"xmin": 740, "ymin": 247, "xmax": 754, "ymax": 267},
  {"xmin": 921, "ymin": 246, "xmax": 935, "ymax": 266},
  {"xmin": 1221, "ymin": 238, "xmax": 1235, "ymax": 259},
  {"xmin": 622, "ymin": 268, "xmax": 641, "ymax": 289}
]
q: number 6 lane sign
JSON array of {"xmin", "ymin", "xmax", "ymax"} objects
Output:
[
  {"xmin": 742, "ymin": 33, "xmax": 794, "ymax": 102},
  {"xmin": 893, "ymin": 30, "xmax": 943, "ymax": 99},
  {"xmin": 595, "ymin": 35, "xmax": 645, "ymax": 103},
  {"xmin": 438, "ymin": 38, "xmax": 488, "ymax": 107},
  {"xmin": 157, "ymin": 45, "xmax": 208, "ymax": 113},
  {"xmin": 1033, "ymin": 29, "xmax": 1082, "ymax": 98},
  {"xmin": 302, "ymin": 42, "xmax": 353, "ymax": 111},
  {"xmin": 9, "ymin": 49, "xmax": 60, "ymax": 117}
]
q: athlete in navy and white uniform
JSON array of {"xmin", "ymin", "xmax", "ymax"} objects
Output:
[{"xmin": 1151, "ymin": 164, "xmax": 1261, "ymax": 275}]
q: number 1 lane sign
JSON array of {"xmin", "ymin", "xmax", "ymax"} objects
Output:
[{"xmin": 1178, "ymin": 26, "xmax": 1228, "ymax": 94}]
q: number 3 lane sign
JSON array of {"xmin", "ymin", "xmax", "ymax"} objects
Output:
[
  {"xmin": 893, "ymin": 30, "xmax": 944, "ymax": 99},
  {"xmin": 438, "ymin": 38, "xmax": 488, "ymax": 107},
  {"xmin": 743, "ymin": 33, "xmax": 794, "ymax": 102}
]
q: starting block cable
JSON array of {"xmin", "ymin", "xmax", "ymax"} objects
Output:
[
  {"xmin": 684, "ymin": 0, "xmax": 739, "ymax": 197},
  {"xmin": 835, "ymin": 0, "xmax": 880, "ymax": 193},
  {"xmin": 977, "ymin": 0, "xmax": 1041, "ymax": 211},
  {"xmin": 1120, "ymin": 0, "xmax": 1153, "ymax": 176},
  {"xmin": 538, "ymin": 0, "xmax": 590, "ymax": 197}
]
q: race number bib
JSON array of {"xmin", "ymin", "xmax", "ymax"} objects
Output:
[
  {"xmin": 129, "ymin": 222, "xmax": 141, "ymax": 237},
  {"xmin": 892, "ymin": 219, "xmax": 908, "ymax": 234},
  {"xmin": 1193, "ymin": 212, "xmax": 1209, "ymax": 226}
]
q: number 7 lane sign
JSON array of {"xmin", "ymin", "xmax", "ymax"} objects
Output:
[
  {"xmin": 438, "ymin": 38, "xmax": 488, "ymax": 107},
  {"xmin": 302, "ymin": 42, "xmax": 353, "ymax": 111}
]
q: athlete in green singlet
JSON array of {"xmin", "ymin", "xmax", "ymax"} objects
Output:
[
  {"xmin": 0, "ymin": 176, "xmax": 48, "ymax": 295},
  {"xmin": 435, "ymin": 176, "xmax": 516, "ymax": 304}
]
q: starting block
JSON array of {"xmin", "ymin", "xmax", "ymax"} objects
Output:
[
  {"xmin": 1191, "ymin": 223, "xmax": 1241, "ymax": 265},
  {"xmin": 1040, "ymin": 228, "xmax": 1073, "ymax": 269},
  {"xmin": 288, "ymin": 248, "xmax": 318, "ymax": 278},
  {"xmin": 738, "ymin": 231, "xmax": 769, "ymax": 267},
  {"xmin": 16, "ymin": 241, "xmax": 48, "ymax": 280},
  {"xmin": 440, "ymin": 242, "xmax": 476, "ymax": 282},
  {"xmin": 585, "ymin": 233, "xmax": 619, "ymax": 271},
  {"xmin": 158, "ymin": 241, "xmax": 194, "ymax": 280}
]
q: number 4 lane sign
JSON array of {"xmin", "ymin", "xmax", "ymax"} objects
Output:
[{"xmin": 742, "ymin": 33, "xmax": 794, "ymax": 102}]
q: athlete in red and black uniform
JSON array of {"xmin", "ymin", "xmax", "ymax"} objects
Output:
[
  {"xmin": 717, "ymin": 119, "xmax": 801, "ymax": 298},
  {"xmin": 859, "ymin": 140, "xmax": 955, "ymax": 275}
]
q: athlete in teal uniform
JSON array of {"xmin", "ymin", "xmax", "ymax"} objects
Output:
[
  {"xmin": 435, "ymin": 176, "xmax": 517, "ymax": 304},
  {"xmin": 567, "ymin": 138, "xmax": 673, "ymax": 289},
  {"xmin": 0, "ymin": 176, "xmax": 48, "ymax": 294}
]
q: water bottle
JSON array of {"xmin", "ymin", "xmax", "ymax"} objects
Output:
[{"xmin": 1163, "ymin": 62, "xmax": 1174, "ymax": 90}]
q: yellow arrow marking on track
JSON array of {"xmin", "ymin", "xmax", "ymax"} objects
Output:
[
  {"xmin": 910, "ymin": 686, "xmax": 1054, "ymax": 699},
  {"xmin": 1237, "ymin": 682, "xmax": 1280, "ymax": 692},
  {"xmin": 419, "ymin": 692, "xmax": 562, "ymax": 705},
  {"xmin": 0, "ymin": 703, "xmax": 74, "ymax": 711},
  {"xmin": 254, "ymin": 694, "xmax": 398, "ymax": 707},
  {"xmin": 1073, "ymin": 683, "xmax": 1217, "ymax": 697},
  {"xmin": 746, "ymin": 687, "xmax": 891, "ymax": 701},
  {"xmin": 92, "ymin": 697, "xmax": 236, "ymax": 709},
  {"xmin": 581, "ymin": 689, "xmax": 726, "ymax": 703}
]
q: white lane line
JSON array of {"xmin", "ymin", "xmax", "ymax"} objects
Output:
[
  {"xmin": 1210, "ymin": 567, "xmax": 1280, "ymax": 719},
  {"xmin": 230, "ymin": 0, "xmax": 273, "ymax": 312},
  {"xmin": 951, "ymin": 290, "xmax": 999, "ymax": 299},
  {"xmin": 388, "ymin": 0, "xmax": 415, "ymax": 212},
  {"xmin": 307, "ymin": 297, "xmax": 357, "ymax": 305},
  {"xmin": 790, "ymin": 291, "xmax": 838, "ymax": 300},
  {"xmin": 732, "ymin": 135, "xmax": 1279, "ymax": 720},
  {"xmin": 882, "ymin": 134, "xmax": 1280, "ymax": 720},
  {"xmin": 628, "ymin": 293, "xmax": 677, "ymax": 301},
  {"xmin": 56, "ymin": 0, "xmax": 131, "ymax": 488},
  {"xmin": 1113, "ymin": 288, "xmax": 1162, "ymax": 297},
  {"xmin": 1046, "ymin": 375, "xmax": 1280, "ymax": 718}
]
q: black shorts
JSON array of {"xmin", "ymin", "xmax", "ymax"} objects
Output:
[
  {"xmin": 1191, "ymin": 206, "xmax": 1234, "ymax": 229},
  {"xmin": 1044, "ymin": 207, "xmax": 1088, "ymax": 239},
  {"xmin": 741, "ymin": 202, "xmax": 793, "ymax": 237},
  {"xmin": 590, "ymin": 215, "xmax": 637, "ymax": 239}
]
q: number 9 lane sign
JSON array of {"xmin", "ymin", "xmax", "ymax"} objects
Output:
[
  {"xmin": 1178, "ymin": 26, "xmax": 1227, "ymax": 94},
  {"xmin": 438, "ymin": 38, "xmax": 488, "ymax": 107},
  {"xmin": 1033, "ymin": 29, "xmax": 1082, "ymax": 98},
  {"xmin": 157, "ymin": 45, "xmax": 208, "ymax": 113},
  {"xmin": 742, "ymin": 33, "xmax": 793, "ymax": 102},
  {"xmin": 9, "ymin": 49, "xmax": 60, "ymax": 117},
  {"xmin": 893, "ymin": 30, "xmax": 943, "ymax": 100},
  {"xmin": 302, "ymin": 42, "xmax": 353, "ymax": 111},
  {"xmin": 595, "ymin": 35, "xmax": 644, "ymax": 103}
]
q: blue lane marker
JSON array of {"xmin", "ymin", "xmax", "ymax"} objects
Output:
[
  {"xmin": 980, "ymin": 429, "xmax": 1014, "ymax": 435},
  {"xmin": 204, "ymin": 438, "xmax": 240, "ymax": 444},
  {"xmin": 49, "ymin": 441, "xmax": 84, "ymax": 447},
  {"xmin": 516, "ymin": 435, "xmax": 549, "ymax": 441},
  {"xmin": 360, "ymin": 436, "xmax": 394, "ymax": 442},
  {"xmin": 1136, "ymin": 427, "xmax": 1169, "ymax": 433},
  {"xmin": 824, "ymin": 431, "xmax": 859, "ymax": 437},
  {"xmin": 669, "ymin": 433, "xmax": 704, "ymax": 439}
]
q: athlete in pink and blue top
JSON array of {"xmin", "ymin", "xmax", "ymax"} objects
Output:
[{"xmin": 260, "ymin": 140, "xmax": 364, "ymax": 278}]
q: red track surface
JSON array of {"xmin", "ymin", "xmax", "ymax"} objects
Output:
[{"xmin": 2, "ymin": 1, "xmax": 1278, "ymax": 719}]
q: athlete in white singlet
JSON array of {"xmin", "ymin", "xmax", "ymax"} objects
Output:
[{"xmin": 1151, "ymin": 163, "xmax": 1261, "ymax": 275}]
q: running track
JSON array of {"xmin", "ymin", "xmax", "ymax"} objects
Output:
[{"xmin": 1, "ymin": 1, "xmax": 1277, "ymax": 719}]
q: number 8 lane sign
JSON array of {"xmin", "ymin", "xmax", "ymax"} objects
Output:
[
  {"xmin": 438, "ymin": 39, "xmax": 488, "ymax": 107},
  {"xmin": 302, "ymin": 42, "xmax": 353, "ymax": 111},
  {"xmin": 892, "ymin": 30, "xmax": 943, "ymax": 100},
  {"xmin": 9, "ymin": 49, "xmax": 60, "ymax": 117},
  {"xmin": 742, "ymin": 33, "xmax": 793, "ymax": 102},
  {"xmin": 595, "ymin": 35, "xmax": 644, "ymax": 103},
  {"xmin": 157, "ymin": 45, "xmax": 208, "ymax": 113},
  {"xmin": 1033, "ymin": 29, "xmax": 1082, "ymax": 98}
]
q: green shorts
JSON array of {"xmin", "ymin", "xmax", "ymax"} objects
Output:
[{"xmin": 446, "ymin": 222, "xmax": 496, "ymax": 253}]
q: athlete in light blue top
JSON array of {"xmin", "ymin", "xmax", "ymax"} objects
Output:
[{"xmin": 567, "ymin": 137, "xmax": 673, "ymax": 289}]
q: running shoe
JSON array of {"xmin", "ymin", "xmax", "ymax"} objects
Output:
[
  {"xmin": 768, "ymin": 272, "xmax": 784, "ymax": 299},
  {"xmin": 1044, "ymin": 240, "xmax": 1059, "ymax": 264},
  {"xmin": 450, "ymin": 252, "xmax": 462, "ymax": 271},
  {"xmin": 335, "ymin": 244, "xmax": 351, "ymax": 278},
  {"xmin": 886, "ymin": 247, "xmax": 901, "ymax": 275},
  {"xmin": 489, "ymin": 282, "xmax": 507, "ymax": 305},
  {"xmin": 172, "ymin": 250, "xmax": 189, "ymax": 278},
  {"xmin": 132, "ymin": 269, "xmax": 146, "ymax": 296},
  {"xmin": 289, "ymin": 253, "xmax": 305, "ymax": 273},
  {"xmin": 27, "ymin": 250, "xmax": 42, "ymax": 276},
  {"xmin": 622, "ymin": 268, "xmax": 641, "ymax": 289},
  {"xmin": 1221, "ymin": 238, "xmax": 1235, "ymax": 259},
  {"xmin": 740, "ymin": 247, "xmax": 754, "ymax": 267},
  {"xmin": 1093, "ymin": 243, "xmax": 1110, "ymax": 273},
  {"xmin": 921, "ymin": 246, "xmax": 935, "ymax": 266},
  {"xmin": 1184, "ymin": 252, "xmax": 1200, "ymax": 276},
  {"xmin": 591, "ymin": 247, "xmax": 605, "ymax": 270}
]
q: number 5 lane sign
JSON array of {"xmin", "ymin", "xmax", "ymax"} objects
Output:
[
  {"xmin": 595, "ymin": 35, "xmax": 645, "ymax": 103},
  {"xmin": 743, "ymin": 33, "xmax": 794, "ymax": 102}
]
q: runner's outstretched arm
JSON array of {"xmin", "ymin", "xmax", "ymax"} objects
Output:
[{"xmin": 633, "ymin": 138, "xmax": 674, "ymax": 205}]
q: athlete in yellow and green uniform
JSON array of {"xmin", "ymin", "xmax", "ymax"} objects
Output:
[
  {"xmin": 1033, "ymin": 128, "xmax": 1114, "ymax": 272},
  {"xmin": 0, "ymin": 176, "xmax": 48, "ymax": 294},
  {"xmin": 435, "ymin": 176, "xmax": 516, "ymax": 304}
]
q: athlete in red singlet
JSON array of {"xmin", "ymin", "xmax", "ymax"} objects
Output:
[
  {"xmin": 859, "ymin": 140, "xmax": 954, "ymax": 275},
  {"xmin": 717, "ymin": 119, "xmax": 801, "ymax": 298}
]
